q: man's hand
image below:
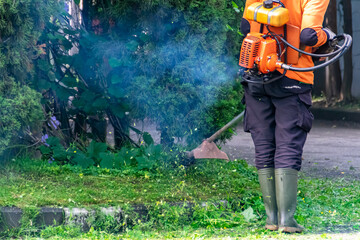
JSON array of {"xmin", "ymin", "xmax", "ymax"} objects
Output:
[
  {"xmin": 312, "ymin": 28, "xmax": 337, "ymax": 62},
  {"xmin": 312, "ymin": 47, "xmax": 327, "ymax": 61}
]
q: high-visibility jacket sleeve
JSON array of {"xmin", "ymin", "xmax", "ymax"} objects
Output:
[{"xmin": 300, "ymin": 0, "xmax": 330, "ymax": 48}]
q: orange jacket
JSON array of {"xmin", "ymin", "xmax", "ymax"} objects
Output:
[{"xmin": 242, "ymin": 0, "xmax": 330, "ymax": 84}]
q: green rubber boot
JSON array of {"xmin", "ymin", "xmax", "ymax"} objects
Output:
[
  {"xmin": 258, "ymin": 168, "xmax": 278, "ymax": 231},
  {"xmin": 275, "ymin": 168, "xmax": 304, "ymax": 233}
]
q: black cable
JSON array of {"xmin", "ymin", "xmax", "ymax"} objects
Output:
[
  {"xmin": 279, "ymin": 34, "xmax": 346, "ymax": 58},
  {"xmin": 266, "ymin": 25, "xmax": 282, "ymax": 56},
  {"xmin": 260, "ymin": 28, "xmax": 352, "ymax": 71},
  {"xmin": 281, "ymin": 34, "xmax": 352, "ymax": 72},
  {"xmin": 273, "ymin": 0, "xmax": 285, "ymax": 8},
  {"xmin": 264, "ymin": 28, "xmax": 346, "ymax": 58},
  {"xmin": 284, "ymin": 24, "xmax": 288, "ymax": 63},
  {"xmin": 243, "ymin": 69, "xmax": 288, "ymax": 84}
]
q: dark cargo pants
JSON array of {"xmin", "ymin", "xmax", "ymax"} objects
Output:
[{"xmin": 242, "ymin": 76, "xmax": 314, "ymax": 171}]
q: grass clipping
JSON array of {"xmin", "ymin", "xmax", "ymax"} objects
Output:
[{"xmin": 0, "ymin": 158, "xmax": 359, "ymax": 239}]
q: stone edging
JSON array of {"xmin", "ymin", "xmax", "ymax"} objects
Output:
[
  {"xmin": 311, "ymin": 107, "xmax": 360, "ymax": 123},
  {"xmin": 0, "ymin": 200, "xmax": 229, "ymax": 232}
]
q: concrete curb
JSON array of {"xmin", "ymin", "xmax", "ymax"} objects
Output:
[
  {"xmin": 0, "ymin": 207, "xmax": 22, "ymax": 230},
  {"xmin": 311, "ymin": 107, "xmax": 360, "ymax": 123},
  {"xmin": 36, "ymin": 207, "xmax": 64, "ymax": 227},
  {"xmin": 0, "ymin": 201, "xmax": 230, "ymax": 232}
]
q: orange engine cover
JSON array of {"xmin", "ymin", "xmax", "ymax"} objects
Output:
[
  {"xmin": 239, "ymin": 32, "xmax": 263, "ymax": 69},
  {"xmin": 239, "ymin": 33, "xmax": 282, "ymax": 73},
  {"xmin": 248, "ymin": 20, "xmax": 300, "ymax": 64},
  {"xmin": 257, "ymin": 37, "xmax": 278, "ymax": 73}
]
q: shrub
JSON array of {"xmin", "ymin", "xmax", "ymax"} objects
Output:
[
  {"xmin": 75, "ymin": 0, "xmax": 246, "ymax": 146},
  {"xmin": 0, "ymin": 78, "xmax": 43, "ymax": 157},
  {"xmin": 0, "ymin": 0, "xmax": 61, "ymax": 159},
  {"xmin": 0, "ymin": 0, "xmax": 61, "ymax": 83},
  {"xmin": 39, "ymin": 136, "xmax": 166, "ymax": 172}
]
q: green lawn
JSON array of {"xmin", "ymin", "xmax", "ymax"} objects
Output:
[
  {"xmin": 0, "ymin": 158, "xmax": 259, "ymax": 208},
  {"xmin": 25, "ymin": 227, "xmax": 360, "ymax": 240},
  {"xmin": 1, "ymin": 158, "xmax": 359, "ymax": 239}
]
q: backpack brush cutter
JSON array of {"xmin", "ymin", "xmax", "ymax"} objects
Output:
[{"xmin": 187, "ymin": 0, "xmax": 352, "ymax": 161}]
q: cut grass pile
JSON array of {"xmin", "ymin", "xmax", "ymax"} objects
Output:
[{"xmin": 1, "ymin": 158, "xmax": 360, "ymax": 239}]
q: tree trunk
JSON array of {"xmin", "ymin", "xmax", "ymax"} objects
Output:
[
  {"xmin": 106, "ymin": 111, "xmax": 132, "ymax": 148},
  {"xmin": 324, "ymin": 0, "xmax": 341, "ymax": 103},
  {"xmin": 59, "ymin": 100, "xmax": 72, "ymax": 145},
  {"xmin": 82, "ymin": 0, "xmax": 91, "ymax": 30},
  {"xmin": 340, "ymin": 0, "xmax": 353, "ymax": 102},
  {"xmin": 69, "ymin": 0, "xmax": 82, "ymax": 29},
  {"xmin": 88, "ymin": 116, "xmax": 107, "ymax": 142},
  {"xmin": 160, "ymin": 130, "xmax": 175, "ymax": 146},
  {"xmin": 52, "ymin": 91, "xmax": 72, "ymax": 146},
  {"xmin": 74, "ymin": 112, "xmax": 87, "ymax": 142}
]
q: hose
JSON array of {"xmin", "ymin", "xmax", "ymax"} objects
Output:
[
  {"xmin": 280, "ymin": 34, "xmax": 352, "ymax": 72},
  {"xmin": 279, "ymin": 34, "xmax": 349, "ymax": 58}
]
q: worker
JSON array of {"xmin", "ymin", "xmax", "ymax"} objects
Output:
[{"xmin": 240, "ymin": 0, "xmax": 331, "ymax": 233}]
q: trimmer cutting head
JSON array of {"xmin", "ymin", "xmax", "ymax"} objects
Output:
[
  {"xmin": 185, "ymin": 111, "xmax": 245, "ymax": 161},
  {"xmin": 188, "ymin": 140, "xmax": 229, "ymax": 160}
]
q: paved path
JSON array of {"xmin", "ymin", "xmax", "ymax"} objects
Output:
[
  {"xmin": 222, "ymin": 120, "xmax": 360, "ymax": 179},
  {"xmin": 121, "ymin": 118, "xmax": 360, "ymax": 179}
]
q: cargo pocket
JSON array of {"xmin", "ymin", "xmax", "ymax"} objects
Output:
[
  {"xmin": 296, "ymin": 92, "xmax": 314, "ymax": 132},
  {"xmin": 242, "ymin": 79, "xmax": 266, "ymax": 97},
  {"xmin": 242, "ymin": 96, "xmax": 251, "ymax": 133},
  {"xmin": 243, "ymin": 109, "xmax": 251, "ymax": 133}
]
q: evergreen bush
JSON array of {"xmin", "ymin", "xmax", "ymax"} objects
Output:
[
  {"xmin": 1, "ymin": 0, "xmax": 247, "ymax": 161},
  {"xmin": 0, "ymin": 0, "xmax": 62, "ymax": 159},
  {"xmin": 74, "ymin": 0, "xmax": 246, "ymax": 146},
  {"xmin": 0, "ymin": 78, "xmax": 43, "ymax": 157},
  {"xmin": 0, "ymin": 0, "xmax": 61, "ymax": 83}
]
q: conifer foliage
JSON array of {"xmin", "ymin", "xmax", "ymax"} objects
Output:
[
  {"xmin": 0, "ymin": 0, "xmax": 60, "ymax": 157},
  {"xmin": 55, "ymin": 0, "xmax": 245, "ymax": 147},
  {"xmin": 1, "ymin": 0, "xmax": 246, "ymax": 160}
]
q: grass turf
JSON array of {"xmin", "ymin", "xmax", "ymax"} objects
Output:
[
  {"xmin": 0, "ymin": 158, "xmax": 259, "ymax": 208},
  {"xmin": 1, "ymin": 158, "xmax": 360, "ymax": 239}
]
